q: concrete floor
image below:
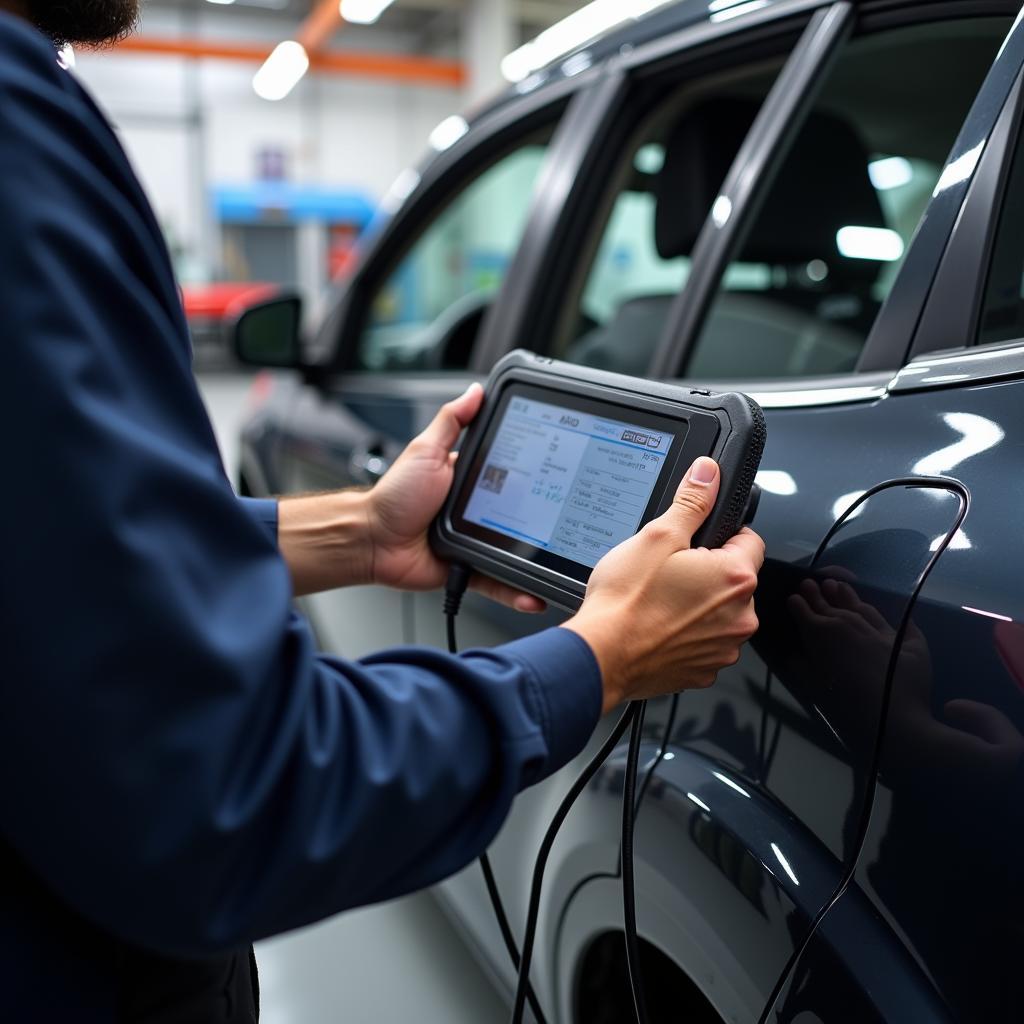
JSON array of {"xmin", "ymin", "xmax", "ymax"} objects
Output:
[{"xmin": 196, "ymin": 371, "xmax": 508, "ymax": 1024}]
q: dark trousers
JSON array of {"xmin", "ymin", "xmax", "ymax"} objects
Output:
[{"xmin": 117, "ymin": 945, "xmax": 259, "ymax": 1023}]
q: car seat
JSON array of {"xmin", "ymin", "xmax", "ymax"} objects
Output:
[{"xmin": 568, "ymin": 96, "xmax": 887, "ymax": 378}]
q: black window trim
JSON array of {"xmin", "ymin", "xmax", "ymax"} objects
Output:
[
  {"xmin": 471, "ymin": 69, "xmax": 632, "ymax": 373},
  {"xmin": 316, "ymin": 68, "xmax": 596, "ymax": 374},
  {"xmin": 649, "ymin": 1, "xmax": 855, "ymax": 379},
  {"xmin": 856, "ymin": 0, "xmax": 1024, "ymax": 370},
  {"xmin": 654, "ymin": 0, "xmax": 1024, "ymax": 382},
  {"xmin": 476, "ymin": 0, "xmax": 824, "ymax": 374},
  {"xmin": 909, "ymin": 67, "xmax": 1024, "ymax": 360}
]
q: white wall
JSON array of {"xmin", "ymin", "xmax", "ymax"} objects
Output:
[{"xmin": 72, "ymin": 5, "xmax": 465, "ymax": 289}]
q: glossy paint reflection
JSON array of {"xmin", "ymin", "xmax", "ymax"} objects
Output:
[
  {"xmin": 753, "ymin": 483, "xmax": 964, "ymax": 864},
  {"xmin": 850, "ymin": 589, "xmax": 1024, "ymax": 1021}
]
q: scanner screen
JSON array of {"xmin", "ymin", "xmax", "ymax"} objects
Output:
[{"xmin": 463, "ymin": 395, "xmax": 675, "ymax": 568}]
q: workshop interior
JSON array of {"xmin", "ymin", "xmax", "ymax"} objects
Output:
[{"xmin": 12, "ymin": 0, "xmax": 1024, "ymax": 1021}]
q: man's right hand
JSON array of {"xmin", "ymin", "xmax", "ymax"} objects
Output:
[{"xmin": 564, "ymin": 456, "xmax": 764, "ymax": 714}]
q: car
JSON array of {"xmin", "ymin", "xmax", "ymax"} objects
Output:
[
  {"xmin": 181, "ymin": 281, "xmax": 280, "ymax": 368},
  {"xmin": 234, "ymin": 0, "xmax": 1024, "ymax": 1020}
]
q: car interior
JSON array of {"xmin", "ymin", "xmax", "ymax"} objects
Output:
[
  {"xmin": 563, "ymin": 18, "xmax": 1007, "ymax": 380},
  {"xmin": 353, "ymin": 19, "xmax": 1006, "ymax": 382}
]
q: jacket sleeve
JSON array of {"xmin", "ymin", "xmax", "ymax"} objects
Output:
[
  {"xmin": 0, "ymin": 20, "xmax": 602, "ymax": 956},
  {"xmin": 238, "ymin": 496, "xmax": 279, "ymax": 543}
]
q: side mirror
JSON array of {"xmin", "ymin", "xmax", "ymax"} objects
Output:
[{"xmin": 232, "ymin": 294, "xmax": 303, "ymax": 369}]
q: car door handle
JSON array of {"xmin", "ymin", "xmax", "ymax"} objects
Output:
[{"xmin": 348, "ymin": 447, "xmax": 391, "ymax": 484}]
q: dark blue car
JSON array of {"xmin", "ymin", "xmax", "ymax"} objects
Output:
[{"xmin": 235, "ymin": 0, "xmax": 1024, "ymax": 1019}]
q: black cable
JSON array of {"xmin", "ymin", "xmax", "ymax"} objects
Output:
[
  {"xmin": 445, "ymin": 566, "xmax": 651, "ymax": 1024},
  {"xmin": 632, "ymin": 692, "xmax": 679, "ymax": 815},
  {"xmin": 511, "ymin": 704, "xmax": 637, "ymax": 1024},
  {"xmin": 443, "ymin": 567, "xmax": 549, "ymax": 1024},
  {"xmin": 621, "ymin": 700, "xmax": 649, "ymax": 1024}
]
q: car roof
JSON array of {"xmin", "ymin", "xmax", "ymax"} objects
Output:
[{"xmin": 468, "ymin": 0, "xmax": 800, "ymax": 123}]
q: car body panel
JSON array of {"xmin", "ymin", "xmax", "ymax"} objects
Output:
[{"xmin": 235, "ymin": 1, "xmax": 1024, "ymax": 1020}]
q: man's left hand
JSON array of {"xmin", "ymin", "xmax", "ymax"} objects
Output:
[{"xmin": 367, "ymin": 383, "xmax": 545, "ymax": 613}]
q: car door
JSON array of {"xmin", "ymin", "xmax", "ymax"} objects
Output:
[
  {"xmin": 765, "ymin": 41, "xmax": 1024, "ymax": 1023},
  {"xmin": 269, "ymin": 87, "xmax": 582, "ymax": 658},
  {"xmin": 429, "ymin": 10, "xmax": 817, "ymax": 1014},
  {"xmin": 507, "ymin": 2, "xmax": 1020, "ymax": 1020}
]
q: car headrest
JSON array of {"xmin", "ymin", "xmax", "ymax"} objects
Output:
[
  {"xmin": 654, "ymin": 97, "xmax": 757, "ymax": 261},
  {"xmin": 655, "ymin": 97, "xmax": 887, "ymax": 272}
]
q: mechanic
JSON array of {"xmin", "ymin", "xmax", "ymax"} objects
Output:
[{"xmin": 0, "ymin": 2, "xmax": 764, "ymax": 1021}]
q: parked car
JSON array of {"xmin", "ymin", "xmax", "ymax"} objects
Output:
[{"xmin": 235, "ymin": 0, "xmax": 1024, "ymax": 1020}]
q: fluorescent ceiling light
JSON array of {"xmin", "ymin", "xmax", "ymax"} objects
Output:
[
  {"xmin": 206, "ymin": 0, "xmax": 236, "ymax": 5},
  {"xmin": 710, "ymin": 0, "xmax": 770, "ymax": 23},
  {"xmin": 933, "ymin": 142, "xmax": 983, "ymax": 196},
  {"xmin": 711, "ymin": 194, "xmax": 732, "ymax": 228},
  {"xmin": 831, "ymin": 490, "xmax": 866, "ymax": 521},
  {"xmin": 869, "ymin": 156, "xmax": 913, "ymax": 191},
  {"xmin": 428, "ymin": 115, "xmax": 469, "ymax": 152},
  {"xmin": 381, "ymin": 168, "xmax": 421, "ymax": 213},
  {"xmin": 754, "ymin": 470, "xmax": 796, "ymax": 496},
  {"xmin": 341, "ymin": 0, "xmax": 395, "ymax": 25},
  {"xmin": 253, "ymin": 40, "xmax": 309, "ymax": 101},
  {"xmin": 501, "ymin": 0, "xmax": 672, "ymax": 83},
  {"xmin": 836, "ymin": 226, "xmax": 904, "ymax": 262},
  {"xmin": 634, "ymin": 144, "xmax": 664, "ymax": 174}
]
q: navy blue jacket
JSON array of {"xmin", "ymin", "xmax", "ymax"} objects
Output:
[{"xmin": 0, "ymin": 14, "xmax": 601, "ymax": 1017}]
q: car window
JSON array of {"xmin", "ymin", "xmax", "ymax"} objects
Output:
[
  {"xmin": 552, "ymin": 62, "xmax": 783, "ymax": 376},
  {"xmin": 978, "ymin": 109, "xmax": 1024, "ymax": 346},
  {"xmin": 355, "ymin": 126, "xmax": 555, "ymax": 372},
  {"xmin": 688, "ymin": 17, "xmax": 1009, "ymax": 380}
]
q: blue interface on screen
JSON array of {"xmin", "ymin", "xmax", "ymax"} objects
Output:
[{"xmin": 464, "ymin": 396, "xmax": 675, "ymax": 568}]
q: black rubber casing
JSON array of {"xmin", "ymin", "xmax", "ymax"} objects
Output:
[{"xmin": 431, "ymin": 350, "xmax": 766, "ymax": 610}]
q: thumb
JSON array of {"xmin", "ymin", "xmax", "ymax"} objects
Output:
[
  {"xmin": 664, "ymin": 456, "xmax": 720, "ymax": 549},
  {"xmin": 419, "ymin": 382, "xmax": 484, "ymax": 452}
]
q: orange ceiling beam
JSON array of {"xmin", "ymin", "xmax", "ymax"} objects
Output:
[
  {"xmin": 296, "ymin": 0, "xmax": 345, "ymax": 52},
  {"xmin": 110, "ymin": 36, "xmax": 466, "ymax": 87}
]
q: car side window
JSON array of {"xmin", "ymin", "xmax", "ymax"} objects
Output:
[
  {"xmin": 689, "ymin": 17, "xmax": 1009, "ymax": 380},
  {"xmin": 552, "ymin": 63, "xmax": 783, "ymax": 376},
  {"xmin": 355, "ymin": 126, "xmax": 555, "ymax": 372},
  {"xmin": 978, "ymin": 111, "xmax": 1024, "ymax": 345}
]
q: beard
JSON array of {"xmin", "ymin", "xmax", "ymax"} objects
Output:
[{"xmin": 24, "ymin": 0, "xmax": 141, "ymax": 46}]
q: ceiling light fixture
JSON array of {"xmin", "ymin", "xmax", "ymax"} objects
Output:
[
  {"xmin": 428, "ymin": 115, "xmax": 469, "ymax": 152},
  {"xmin": 253, "ymin": 40, "xmax": 309, "ymax": 101},
  {"xmin": 341, "ymin": 0, "xmax": 395, "ymax": 25},
  {"xmin": 868, "ymin": 156, "xmax": 913, "ymax": 191},
  {"xmin": 835, "ymin": 225, "xmax": 904, "ymax": 262},
  {"xmin": 501, "ymin": 0, "xmax": 673, "ymax": 83}
]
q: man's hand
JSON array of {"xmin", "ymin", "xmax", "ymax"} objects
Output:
[
  {"xmin": 279, "ymin": 383, "xmax": 544, "ymax": 609},
  {"xmin": 564, "ymin": 457, "xmax": 764, "ymax": 713},
  {"xmin": 366, "ymin": 383, "xmax": 544, "ymax": 612}
]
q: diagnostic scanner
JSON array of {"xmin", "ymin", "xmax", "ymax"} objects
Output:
[{"xmin": 431, "ymin": 350, "xmax": 766, "ymax": 610}]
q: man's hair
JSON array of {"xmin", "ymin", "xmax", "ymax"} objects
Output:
[{"xmin": 20, "ymin": 0, "xmax": 140, "ymax": 47}]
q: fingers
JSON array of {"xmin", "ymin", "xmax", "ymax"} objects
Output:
[
  {"xmin": 944, "ymin": 699, "xmax": 1019, "ymax": 746},
  {"xmin": 721, "ymin": 527, "xmax": 765, "ymax": 572},
  {"xmin": 469, "ymin": 572, "xmax": 546, "ymax": 614},
  {"xmin": 788, "ymin": 593, "xmax": 831, "ymax": 631},
  {"xmin": 419, "ymin": 383, "xmax": 484, "ymax": 453},
  {"xmin": 660, "ymin": 457, "xmax": 721, "ymax": 550},
  {"xmin": 823, "ymin": 579, "xmax": 890, "ymax": 632}
]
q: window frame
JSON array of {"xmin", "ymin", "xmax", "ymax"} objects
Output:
[
  {"xmin": 473, "ymin": 0, "xmax": 822, "ymax": 376},
  {"xmin": 319, "ymin": 73, "xmax": 590, "ymax": 375},
  {"xmin": 652, "ymin": 2, "xmax": 855, "ymax": 379},
  {"xmin": 908, "ymin": 66, "xmax": 1024, "ymax": 361},
  {"xmin": 659, "ymin": 0, "xmax": 1023, "ymax": 383}
]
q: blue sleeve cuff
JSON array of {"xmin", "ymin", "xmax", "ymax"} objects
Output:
[
  {"xmin": 496, "ymin": 627, "xmax": 603, "ymax": 783},
  {"xmin": 238, "ymin": 496, "xmax": 279, "ymax": 544}
]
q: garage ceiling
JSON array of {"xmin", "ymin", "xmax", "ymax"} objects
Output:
[{"xmin": 147, "ymin": 0, "xmax": 584, "ymax": 36}]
